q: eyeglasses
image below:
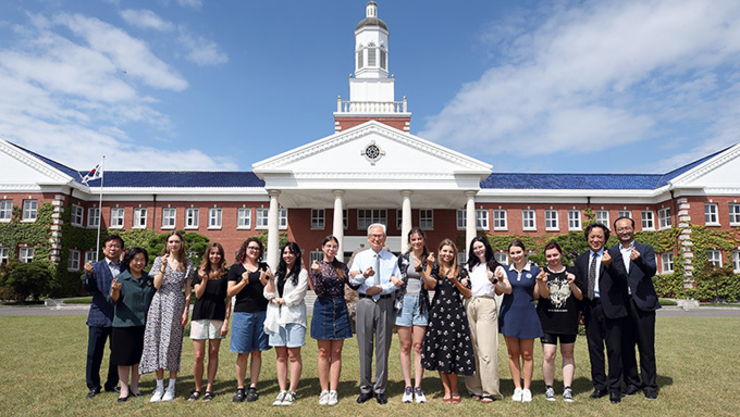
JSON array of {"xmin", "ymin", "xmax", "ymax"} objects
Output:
[{"xmin": 247, "ymin": 246, "xmax": 261, "ymax": 251}]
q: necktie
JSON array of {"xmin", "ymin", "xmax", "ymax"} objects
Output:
[
  {"xmin": 373, "ymin": 253, "xmax": 381, "ymax": 302},
  {"xmin": 588, "ymin": 253, "xmax": 597, "ymax": 301}
]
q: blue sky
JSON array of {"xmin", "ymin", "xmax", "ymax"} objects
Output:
[{"xmin": 1, "ymin": 0, "xmax": 739, "ymax": 174}]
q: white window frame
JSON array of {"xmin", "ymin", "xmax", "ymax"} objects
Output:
[
  {"xmin": 162, "ymin": 208, "xmax": 176, "ymax": 229},
  {"xmin": 67, "ymin": 250, "xmax": 81, "ymax": 271},
  {"xmin": 185, "ymin": 208, "xmax": 199, "ymax": 229},
  {"xmin": 343, "ymin": 209, "xmax": 348, "ymax": 230},
  {"xmin": 568, "ymin": 210, "xmax": 581, "ymax": 230},
  {"xmin": 522, "ymin": 210, "xmax": 536, "ymax": 231},
  {"xmin": 641, "ymin": 210, "xmax": 655, "ymax": 231},
  {"xmin": 133, "ymin": 208, "xmax": 147, "ymax": 229},
  {"xmin": 658, "ymin": 208, "xmax": 671, "ymax": 230},
  {"xmin": 419, "ymin": 209, "xmax": 434, "ymax": 230},
  {"xmin": 704, "ymin": 203, "xmax": 719, "ymax": 226},
  {"xmin": 708, "ymin": 249, "xmax": 722, "ymax": 268},
  {"xmin": 0, "ymin": 247, "xmax": 8, "ymax": 264},
  {"xmin": 732, "ymin": 251, "xmax": 740, "ymax": 273},
  {"xmin": 0, "ymin": 200, "xmax": 11, "ymax": 222},
  {"xmin": 357, "ymin": 209, "xmax": 387, "ymax": 230},
  {"xmin": 312, "ymin": 209, "xmax": 325, "ymax": 230},
  {"xmin": 208, "ymin": 208, "xmax": 222, "ymax": 229},
  {"xmin": 110, "ymin": 208, "xmax": 124, "ymax": 229},
  {"xmin": 279, "ymin": 208, "xmax": 288, "ymax": 230},
  {"xmin": 457, "ymin": 209, "xmax": 489, "ymax": 231},
  {"xmin": 661, "ymin": 252, "xmax": 674, "ymax": 274},
  {"xmin": 71, "ymin": 205, "xmax": 84, "ymax": 227},
  {"xmin": 19, "ymin": 247, "xmax": 34, "ymax": 263},
  {"xmin": 596, "ymin": 210, "xmax": 610, "ymax": 226},
  {"xmin": 256, "ymin": 208, "xmax": 269, "ymax": 229},
  {"xmin": 618, "ymin": 210, "xmax": 632, "ymax": 219},
  {"xmin": 493, "ymin": 209, "xmax": 507, "ymax": 231},
  {"xmin": 729, "ymin": 204, "xmax": 740, "ymax": 226},
  {"xmin": 237, "ymin": 208, "xmax": 251, "ymax": 229},
  {"xmin": 85, "ymin": 250, "xmax": 98, "ymax": 264},
  {"xmin": 494, "ymin": 252, "xmax": 509, "ymax": 265},
  {"xmin": 22, "ymin": 200, "xmax": 37, "ymax": 222},
  {"xmin": 545, "ymin": 210, "xmax": 559, "ymax": 231},
  {"xmin": 309, "ymin": 251, "xmax": 324, "ymax": 264},
  {"xmin": 87, "ymin": 207, "xmax": 100, "ymax": 228}
]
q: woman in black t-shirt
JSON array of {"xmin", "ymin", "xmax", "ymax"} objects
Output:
[
  {"xmin": 188, "ymin": 243, "xmax": 230, "ymax": 402},
  {"xmin": 534, "ymin": 241, "xmax": 583, "ymax": 402}
]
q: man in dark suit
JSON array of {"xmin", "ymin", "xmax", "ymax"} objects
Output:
[
  {"xmin": 611, "ymin": 216, "xmax": 660, "ymax": 400},
  {"xmin": 576, "ymin": 223, "xmax": 629, "ymax": 404},
  {"xmin": 82, "ymin": 235, "xmax": 124, "ymax": 398}
]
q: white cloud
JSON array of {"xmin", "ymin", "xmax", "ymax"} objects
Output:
[
  {"xmin": 177, "ymin": 27, "xmax": 228, "ymax": 66},
  {"xmin": 177, "ymin": 0, "xmax": 203, "ymax": 11},
  {"xmin": 119, "ymin": 9, "xmax": 174, "ymax": 32},
  {"xmin": 420, "ymin": 0, "xmax": 740, "ymax": 167}
]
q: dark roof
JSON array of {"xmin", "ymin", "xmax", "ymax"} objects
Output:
[
  {"xmin": 83, "ymin": 171, "xmax": 264, "ymax": 188},
  {"xmin": 653, "ymin": 145, "xmax": 731, "ymax": 188},
  {"xmin": 8, "ymin": 142, "xmax": 82, "ymax": 180},
  {"xmin": 481, "ymin": 173, "xmax": 663, "ymax": 190},
  {"xmin": 356, "ymin": 17, "xmax": 387, "ymax": 31}
]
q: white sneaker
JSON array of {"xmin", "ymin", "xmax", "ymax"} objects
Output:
[
  {"xmin": 521, "ymin": 388, "xmax": 532, "ymax": 402},
  {"xmin": 319, "ymin": 390, "xmax": 330, "ymax": 405},
  {"xmin": 512, "ymin": 387, "xmax": 522, "ymax": 402},
  {"xmin": 545, "ymin": 386, "xmax": 556, "ymax": 401},
  {"xmin": 402, "ymin": 386, "xmax": 413, "ymax": 403},
  {"xmin": 563, "ymin": 387, "xmax": 574, "ymax": 402},
  {"xmin": 150, "ymin": 387, "xmax": 164, "ymax": 403},
  {"xmin": 281, "ymin": 391, "xmax": 296, "ymax": 406},
  {"xmin": 273, "ymin": 390, "xmax": 287, "ymax": 406},
  {"xmin": 414, "ymin": 387, "xmax": 427, "ymax": 403},
  {"xmin": 161, "ymin": 386, "xmax": 175, "ymax": 402},
  {"xmin": 327, "ymin": 390, "xmax": 338, "ymax": 406}
]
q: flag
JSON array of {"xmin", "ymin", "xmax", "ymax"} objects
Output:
[{"xmin": 81, "ymin": 162, "xmax": 103, "ymax": 184}]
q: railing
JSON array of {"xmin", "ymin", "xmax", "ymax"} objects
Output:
[{"xmin": 336, "ymin": 96, "xmax": 408, "ymax": 114}]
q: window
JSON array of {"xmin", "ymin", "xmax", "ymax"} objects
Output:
[
  {"xmin": 358, "ymin": 209, "xmax": 387, "ymax": 230},
  {"xmin": 343, "ymin": 209, "xmax": 348, "ymax": 230},
  {"xmin": 658, "ymin": 208, "xmax": 671, "ymax": 229},
  {"xmin": 0, "ymin": 200, "xmax": 11, "ymax": 222},
  {"xmin": 730, "ymin": 204, "xmax": 740, "ymax": 226},
  {"xmin": 209, "ymin": 208, "xmax": 222, "ymax": 229},
  {"xmin": 545, "ymin": 210, "xmax": 559, "ymax": 231},
  {"xmin": 704, "ymin": 203, "xmax": 719, "ymax": 225},
  {"xmin": 733, "ymin": 251, "xmax": 740, "ymax": 273},
  {"xmin": 596, "ymin": 210, "xmax": 610, "ymax": 226},
  {"xmin": 71, "ymin": 205, "xmax": 84, "ymax": 226},
  {"xmin": 458, "ymin": 252, "xmax": 467, "ymax": 265},
  {"xmin": 162, "ymin": 208, "xmax": 176, "ymax": 229},
  {"xmin": 707, "ymin": 250, "xmax": 722, "ymax": 267},
  {"xmin": 0, "ymin": 247, "xmax": 8, "ymax": 264},
  {"xmin": 493, "ymin": 209, "xmax": 507, "ymax": 231},
  {"xmin": 19, "ymin": 247, "xmax": 34, "ymax": 263},
  {"xmin": 494, "ymin": 252, "xmax": 509, "ymax": 265},
  {"xmin": 641, "ymin": 211, "xmax": 654, "ymax": 230},
  {"xmin": 312, "ymin": 209, "xmax": 325, "ymax": 229},
  {"xmin": 357, "ymin": 50, "xmax": 363, "ymax": 69},
  {"xmin": 568, "ymin": 210, "xmax": 581, "ymax": 230},
  {"xmin": 618, "ymin": 210, "xmax": 632, "ymax": 219},
  {"xmin": 380, "ymin": 48, "xmax": 386, "ymax": 69},
  {"xmin": 22, "ymin": 200, "xmax": 37, "ymax": 221},
  {"xmin": 85, "ymin": 251, "xmax": 97, "ymax": 264},
  {"xmin": 310, "ymin": 251, "xmax": 324, "ymax": 264},
  {"xmin": 522, "ymin": 210, "xmax": 536, "ymax": 231},
  {"xmin": 420, "ymin": 209, "xmax": 433, "ymax": 230},
  {"xmin": 368, "ymin": 47, "xmax": 376, "ymax": 66},
  {"xmin": 185, "ymin": 208, "xmax": 199, "ymax": 228},
  {"xmin": 133, "ymin": 208, "xmax": 147, "ymax": 228},
  {"xmin": 279, "ymin": 209, "xmax": 288, "ymax": 230},
  {"xmin": 661, "ymin": 252, "xmax": 674, "ymax": 274},
  {"xmin": 87, "ymin": 207, "xmax": 100, "ymax": 228},
  {"xmin": 110, "ymin": 208, "xmax": 124, "ymax": 229},
  {"xmin": 67, "ymin": 250, "xmax": 81, "ymax": 271},
  {"xmin": 457, "ymin": 209, "xmax": 489, "ymax": 230},
  {"xmin": 255, "ymin": 208, "xmax": 288, "ymax": 230},
  {"xmin": 237, "ymin": 208, "xmax": 251, "ymax": 229}
]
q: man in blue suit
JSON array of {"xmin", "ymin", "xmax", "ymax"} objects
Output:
[
  {"xmin": 82, "ymin": 235, "xmax": 124, "ymax": 399},
  {"xmin": 611, "ymin": 216, "xmax": 660, "ymax": 400}
]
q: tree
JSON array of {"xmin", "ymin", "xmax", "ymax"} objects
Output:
[
  {"xmin": 146, "ymin": 230, "xmax": 210, "ymax": 266},
  {"xmin": 0, "ymin": 261, "xmax": 52, "ymax": 301}
]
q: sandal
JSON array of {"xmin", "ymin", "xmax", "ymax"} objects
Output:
[
  {"xmin": 443, "ymin": 396, "xmax": 453, "ymax": 403},
  {"xmin": 469, "ymin": 394, "xmax": 481, "ymax": 401},
  {"xmin": 188, "ymin": 390, "xmax": 201, "ymax": 402},
  {"xmin": 246, "ymin": 386, "xmax": 259, "ymax": 402},
  {"xmin": 480, "ymin": 396, "xmax": 494, "ymax": 403},
  {"xmin": 202, "ymin": 391, "xmax": 214, "ymax": 402}
]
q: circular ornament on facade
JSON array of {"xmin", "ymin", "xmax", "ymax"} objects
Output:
[{"xmin": 361, "ymin": 140, "xmax": 385, "ymax": 165}]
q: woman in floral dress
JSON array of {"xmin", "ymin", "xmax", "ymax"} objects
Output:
[{"xmin": 140, "ymin": 231, "xmax": 194, "ymax": 402}]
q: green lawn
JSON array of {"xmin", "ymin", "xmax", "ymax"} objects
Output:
[{"xmin": 0, "ymin": 315, "xmax": 737, "ymax": 416}]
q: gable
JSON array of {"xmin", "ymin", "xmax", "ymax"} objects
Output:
[
  {"xmin": 670, "ymin": 144, "xmax": 740, "ymax": 192},
  {"xmin": 0, "ymin": 139, "xmax": 74, "ymax": 186}
]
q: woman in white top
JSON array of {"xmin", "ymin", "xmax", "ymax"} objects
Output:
[
  {"xmin": 264, "ymin": 242, "xmax": 309, "ymax": 406},
  {"xmin": 464, "ymin": 236, "xmax": 510, "ymax": 402}
]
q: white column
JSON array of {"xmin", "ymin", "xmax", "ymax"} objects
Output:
[
  {"xmin": 266, "ymin": 189, "xmax": 281, "ymax": 270},
  {"xmin": 332, "ymin": 190, "xmax": 345, "ymax": 262},
  {"xmin": 401, "ymin": 190, "xmax": 413, "ymax": 253},
  {"xmin": 465, "ymin": 191, "xmax": 477, "ymax": 253}
]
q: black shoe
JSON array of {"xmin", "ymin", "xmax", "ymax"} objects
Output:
[
  {"xmin": 357, "ymin": 392, "xmax": 374, "ymax": 403},
  {"xmin": 117, "ymin": 395, "xmax": 129, "ymax": 403},
  {"xmin": 233, "ymin": 388, "xmax": 246, "ymax": 402},
  {"xmin": 376, "ymin": 393, "xmax": 387, "ymax": 404},
  {"xmin": 589, "ymin": 389, "xmax": 607, "ymax": 399},
  {"xmin": 86, "ymin": 388, "xmax": 101, "ymax": 399},
  {"xmin": 644, "ymin": 388, "xmax": 658, "ymax": 400},
  {"xmin": 246, "ymin": 387, "xmax": 259, "ymax": 402},
  {"xmin": 610, "ymin": 392, "xmax": 621, "ymax": 403},
  {"xmin": 622, "ymin": 385, "xmax": 640, "ymax": 396}
]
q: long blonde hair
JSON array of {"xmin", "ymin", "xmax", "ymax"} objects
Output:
[
  {"xmin": 438, "ymin": 238, "xmax": 459, "ymax": 278},
  {"xmin": 162, "ymin": 231, "xmax": 187, "ymax": 271}
]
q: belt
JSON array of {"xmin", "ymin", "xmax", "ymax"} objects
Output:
[{"xmin": 358, "ymin": 293, "xmax": 392, "ymax": 300}]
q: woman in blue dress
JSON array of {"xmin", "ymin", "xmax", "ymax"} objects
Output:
[{"xmin": 499, "ymin": 240, "xmax": 543, "ymax": 402}]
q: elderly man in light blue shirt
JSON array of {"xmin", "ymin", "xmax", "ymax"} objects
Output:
[{"xmin": 350, "ymin": 223, "xmax": 402, "ymax": 404}]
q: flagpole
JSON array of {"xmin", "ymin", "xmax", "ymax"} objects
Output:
[{"xmin": 96, "ymin": 156, "xmax": 105, "ymax": 261}]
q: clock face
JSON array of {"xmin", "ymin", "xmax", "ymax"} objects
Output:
[{"xmin": 366, "ymin": 144, "xmax": 380, "ymax": 159}]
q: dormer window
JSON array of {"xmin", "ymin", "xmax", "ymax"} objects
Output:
[
  {"xmin": 357, "ymin": 50, "xmax": 364, "ymax": 69},
  {"xmin": 368, "ymin": 47, "xmax": 376, "ymax": 66},
  {"xmin": 380, "ymin": 48, "xmax": 386, "ymax": 69}
]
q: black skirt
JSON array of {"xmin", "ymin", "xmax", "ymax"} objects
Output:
[{"xmin": 111, "ymin": 326, "xmax": 145, "ymax": 366}]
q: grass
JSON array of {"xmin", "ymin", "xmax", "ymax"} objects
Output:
[
  {"xmin": 62, "ymin": 297, "xmax": 93, "ymax": 304},
  {"xmin": 658, "ymin": 298, "xmax": 677, "ymax": 306},
  {"xmin": 0, "ymin": 315, "xmax": 738, "ymax": 417}
]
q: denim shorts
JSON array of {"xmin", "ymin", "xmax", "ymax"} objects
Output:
[
  {"xmin": 190, "ymin": 319, "xmax": 225, "ymax": 340},
  {"xmin": 230, "ymin": 311, "xmax": 270, "ymax": 353},
  {"xmin": 310, "ymin": 297, "xmax": 353, "ymax": 340},
  {"xmin": 395, "ymin": 295, "xmax": 429, "ymax": 327},
  {"xmin": 268, "ymin": 323, "xmax": 307, "ymax": 348}
]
